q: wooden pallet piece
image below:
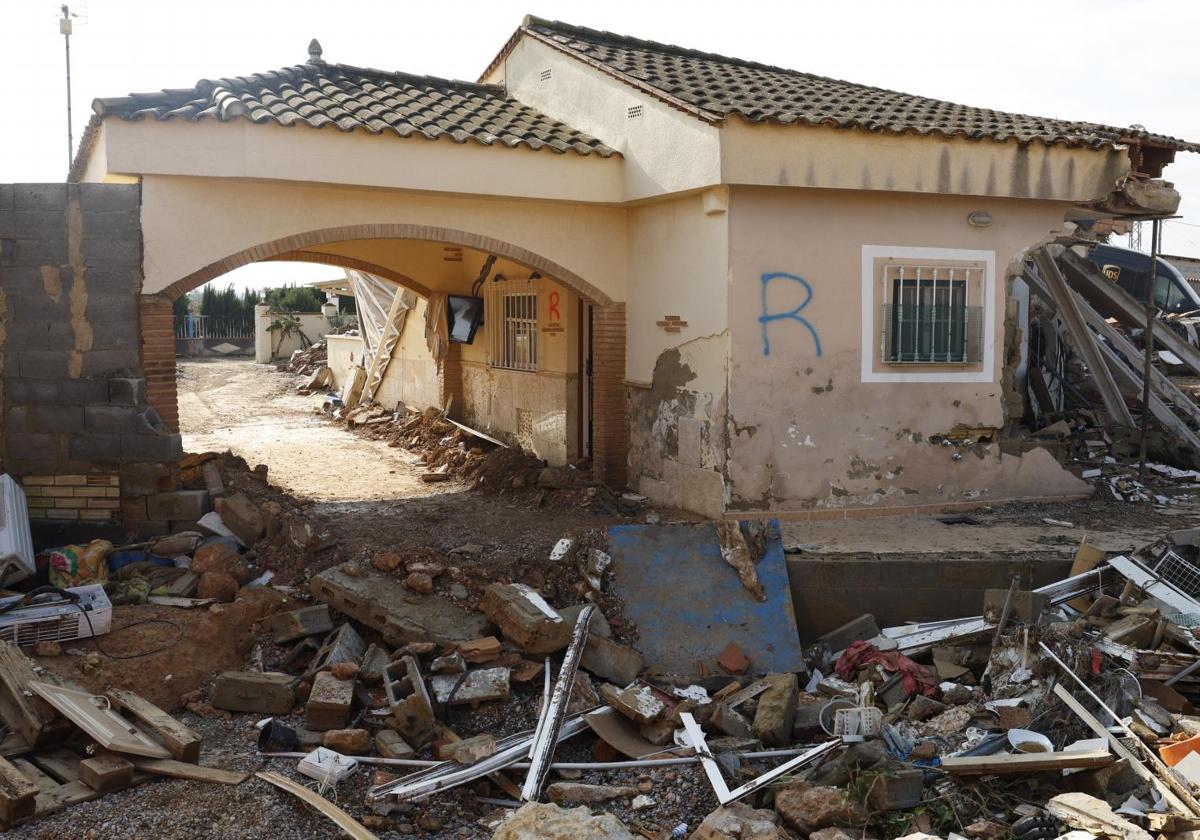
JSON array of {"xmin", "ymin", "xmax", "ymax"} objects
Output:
[
  {"xmin": 130, "ymin": 757, "xmax": 248, "ymax": 785},
  {"xmin": 0, "ymin": 644, "xmax": 71, "ymax": 747},
  {"xmin": 79, "ymin": 754, "xmax": 134, "ymax": 793},
  {"xmin": 0, "ymin": 755, "xmax": 38, "ymax": 827},
  {"xmin": 29, "ymin": 748, "xmax": 82, "ymax": 784},
  {"xmin": 108, "ymin": 688, "xmax": 202, "ymax": 763}
]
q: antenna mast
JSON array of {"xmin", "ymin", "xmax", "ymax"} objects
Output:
[{"xmin": 60, "ymin": 4, "xmax": 74, "ymax": 171}]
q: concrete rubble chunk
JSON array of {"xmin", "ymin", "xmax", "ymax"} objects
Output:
[
  {"xmin": 212, "ymin": 671, "xmax": 294, "ymax": 715},
  {"xmin": 560, "ymin": 604, "xmax": 611, "ymax": 638},
  {"xmin": 480, "ymin": 583, "xmax": 571, "ymax": 654},
  {"xmin": 709, "ymin": 702, "xmax": 753, "ymax": 739},
  {"xmin": 459, "ymin": 636, "xmax": 502, "ymax": 663},
  {"xmin": 752, "ymin": 673, "xmax": 798, "ymax": 747},
  {"xmin": 581, "ymin": 635, "xmax": 644, "ymax": 686},
  {"xmin": 431, "ymin": 651, "xmax": 467, "ymax": 674},
  {"xmin": 546, "ymin": 782, "xmax": 638, "ymax": 804},
  {"xmin": 383, "ymin": 656, "xmax": 435, "ymax": 750},
  {"xmin": 773, "ymin": 781, "xmax": 868, "ymax": 834},
  {"xmin": 261, "ymin": 604, "xmax": 334, "ymax": 644},
  {"xmin": 493, "ymin": 802, "xmax": 635, "ymax": 840},
  {"xmin": 306, "ymin": 671, "xmax": 354, "ymax": 732},
  {"xmin": 689, "ymin": 802, "xmax": 782, "ymax": 840},
  {"xmin": 359, "ymin": 643, "xmax": 391, "ymax": 684},
  {"xmin": 582, "ymin": 549, "xmax": 611, "ymax": 591},
  {"xmin": 549, "ymin": 538, "xmax": 578, "ymax": 563},
  {"xmin": 311, "ymin": 565, "xmax": 488, "ymax": 646},
  {"xmin": 599, "ymin": 683, "xmax": 664, "ymax": 725},
  {"xmin": 308, "ymin": 622, "xmax": 366, "ymax": 675},
  {"xmin": 218, "ymin": 492, "xmax": 265, "ymax": 546},
  {"xmin": 430, "ymin": 666, "xmax": 511, "ymax": 706},
  {"xmin": 321, "ymin": 728, "xmax": 371, "ymax": 755},
  {"xmin": 435, "ymin": 733, "xmax": 496, "ymax": 764},
  {"xmin": 717, "ymin": 642, "xmax": 750, "ymax": 675},
  {"xmin": 375, "ymin": 729, "xmax": 415, "ymax": 760}
]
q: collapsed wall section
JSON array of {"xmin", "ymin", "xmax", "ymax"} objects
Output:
[{"xmin": 0, "ymin": 182, "xmax": 181, "ymax": 525}]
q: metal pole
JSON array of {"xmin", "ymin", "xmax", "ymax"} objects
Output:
[
  {"xmin": 62, "ymin": 5, "xmax": 73, "ymax": 171},
  {"xmin": 1137, "ymin": 218, "xmax": 1162, "ymax": 482}
]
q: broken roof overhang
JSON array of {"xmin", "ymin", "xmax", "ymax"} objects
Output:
[{"xmin": 490, "ymin": 16, "xmax": 1198, "ymax": 159}]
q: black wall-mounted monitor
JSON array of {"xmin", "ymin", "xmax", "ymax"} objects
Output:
[{"xmin": 447, "ymin": 295, "xmax": 484, "ymax": 344}]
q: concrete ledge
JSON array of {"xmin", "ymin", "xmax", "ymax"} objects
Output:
[{"xmin": 725, "ymin": 493, "xmax": 1093, "ymax": 522}]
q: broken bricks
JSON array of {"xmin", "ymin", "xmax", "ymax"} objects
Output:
[
  {"xmin": 430, "ymin": 666, "xmax": 512, "ymax": 707},
  {"xmin": 260, "ymin": 604, "xmax": 334, "ymax": 644},
  {"xmin": 383, "ymin": 656, "xmax": 435, "ymax": 750},
  {"xmin": 306, "ymin": 671, "xmax": 354, "ymax": 731},
  {"xmin": 480, "ymin": 583, "xmax": 571, "ymax": 654}
]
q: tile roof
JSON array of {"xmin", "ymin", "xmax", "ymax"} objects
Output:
[
  {"xmin": 74, "ymin": 46, "xmax": 615, "ymax": 179},
  {"xmin": 518, "ymin": 17, "xmax": 1199, "ymax": 154}
]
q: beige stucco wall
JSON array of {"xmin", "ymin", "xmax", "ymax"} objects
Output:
[
  {"xmin": 325, "ymin": 334, "xmax": 361, "ymax": 387},
  {"xmin": 133, "ymin": 175, "xmax": 628, "ymax": 305},
  {"xmin": 369, "ymin": 296, "xmax": 441, "ymax": 412},
  {"xmin": 724, "ymin": 186, "xmax": 1089, "ymax": 513},
  {"xmin": 490, "ymin": 37, "xmax": 722, "ymax": 202},
  {"xmin": 254, "ymin": 307, "xmax": 334, "ymax": 363}
]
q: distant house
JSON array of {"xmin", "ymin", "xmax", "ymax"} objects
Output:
[
  {"xmin": 1164, "ymin": 254, "xmax": 1200, "ymax": 294},
  {"xmin": 70, "ymin": 16, "xmax": 1197, "ymax": 518}
]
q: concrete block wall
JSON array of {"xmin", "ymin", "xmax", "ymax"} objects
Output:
[
  {"xmin": 0, "ymin": 183, "xmax": 182, "ymax": 503},
  {"xmin": 22, "ymin": 473, "xmax": 121, "ymax": 522}
]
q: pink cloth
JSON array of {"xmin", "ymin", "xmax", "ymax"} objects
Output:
[{"xmin": 835, "ymin": 640, "xmax": 939, "ymax": 698}]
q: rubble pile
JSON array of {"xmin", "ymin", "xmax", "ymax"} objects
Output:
[{"xmin": 278, "ymin": 340, "xmax": 328, "ymax": 376}]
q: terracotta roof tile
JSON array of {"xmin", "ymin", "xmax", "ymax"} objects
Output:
[
  {"xmin": 521, "ymin": 17, "xmax": 1198, "ymax": 153},
  {"xmin": 86, "ymin": 58, "xmax": 616, "ymax": 160}
]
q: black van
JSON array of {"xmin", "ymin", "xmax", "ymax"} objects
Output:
[{"xmin": 1085, "ymin": 243, "xmax": 1200, "ymax": 315}]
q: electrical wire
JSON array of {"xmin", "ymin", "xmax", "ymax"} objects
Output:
[{"xmin": 76, "ymin": 602, "xmax": 184, "ymax": 660}]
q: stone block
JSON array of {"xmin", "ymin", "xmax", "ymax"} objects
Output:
[
  {"xmin": 753, "ymin": 673, "xmax": 799, "ymax": 747},
  {"xmin": 261, "ymin": 605, "xmax": 333, "ymax": 644},
  {"xmin": 122, "ymin": 433, "xmax": 183, "ymax": 463},
  {"xmin": 375, "ymin": 730, "xmax": 415, "ymax": 760},
  {"xmin": 709, "ymin": 702, "xmax": 753, "ymax": 738},
  {"xmin": 321, "ymin": 729, "xmax": 371, "ymax": 755},
  {"xmin": 306, "ymin": 671, "xmax": 353, "ymax": 732},
  {"xmin": 17, "ymin": 351, "xmax": 69, "ymax": 379},
  {"xmin": 480, "ymin": 583, "xmax": 571, "ymax": 655},
  {"xmin": 218, "ymin": 492, "xmax": 264, "ymax": 546},
  {"xmin": 580, "ymin": 635, "xmax": 644, "ymax": 686},
  {"xmin": 147, "ymin": 490, "xmax": 210, "ymax": 521},
  {"xmin": 106, "ymin": 379, "xmax": 145, "ymax": 408},
  {"xmin": 119, "ymin": 462, "xmax": 174, "ymax": 496},
  {"xmin": 598, "ymin": 683, "xmax": 664, "ymax": 725},
  {"xmin": 212, "ymin": 671, "xmax": 294, "ymax": 715},
  {"xmin": 430, "ymin": 667, "xmax": 511, "ymax": 707}
]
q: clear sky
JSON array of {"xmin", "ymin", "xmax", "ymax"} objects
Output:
[{"xmin": 4, "ymin": 0, "xmax": 1200, "ymax": 293}]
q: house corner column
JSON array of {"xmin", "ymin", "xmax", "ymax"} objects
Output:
[
  {"xmin": 140, "ymin": 294, "xmax": 178, "ymax": 432},
  {"xmin": 592, "ymin": 302, "xmax": 628, "ymax": 487}
]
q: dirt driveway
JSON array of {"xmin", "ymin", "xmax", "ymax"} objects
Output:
[{"xmin": 178, "ymin": 358, "xmax": 447, "ymax": 502}]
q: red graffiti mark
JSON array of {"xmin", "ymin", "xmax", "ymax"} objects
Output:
[{"xmin": 548, "ymin": 290, "xmax": 561, "ymax": 321}]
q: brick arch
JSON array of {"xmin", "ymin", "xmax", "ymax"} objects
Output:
[
  {"xmin": 265, "ymin": 251, "xmax": 434, "ymax": 299},
  {"xmin": 157, "ymin": 224, "xmax": 613, "ymax": 306}
]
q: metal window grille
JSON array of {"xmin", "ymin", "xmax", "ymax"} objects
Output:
[
  {"xmin": 881, "ymin": 264, "xmax": 983, "ymax": 364},
  {"xmin": 488, "ymin": 281, "xmax": 538, "ymax": 372},
  {"xmin": 1150, "ymin": 548, "xmax": 1200, "ymax": 598}
]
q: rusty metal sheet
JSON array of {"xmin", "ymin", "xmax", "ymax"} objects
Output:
[{"xmin": 606, "ymin": 520, "xmax": 803, "ymax": 675}]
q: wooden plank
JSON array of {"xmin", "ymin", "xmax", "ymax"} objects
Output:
[
  {"xmin": 940, "ymin": 748, "xmax": 1113, "ymax": 775},
  {"xmin": 1052, "ymin": 683, "xmax": 1199, "ymax": 816},
  {"xmin": 257, "ymin": 770, "xmax": 378, "ymax": 840},
  {"xmin": 29, "ymin": 748, "xmax": 82, "ymax": 784},
  {"xmin": 11, "ymin": 759, "xmax": 58, "ymax": 794},
  {"xmin": 108, "ymin": 688, "xmax": 202, "ymax": 763},
  {"xmin": 31, "ymin": 780, "xmax": 102, "ymax": 820},
  {"xmin": 1032, "ymin": 249, "xmax": 1135, "ymax": 427},
  {"xmin": 0, "ymin": 643, "xmax": 69, "ymax": 748},
  {"xmin": 130, "ymin": 757, "xmax": 248, "ymax": 785},
  {"xmin": 0, "ymin": 755, "xmax": 38, "ymax": 826}
]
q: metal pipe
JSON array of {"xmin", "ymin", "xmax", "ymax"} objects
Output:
[{"xmin": 1138, "ymin": 219, "xmax": 1162, "ymax": 482}]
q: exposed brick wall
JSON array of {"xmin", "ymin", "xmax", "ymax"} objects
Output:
[
  {"xmin": 140, "ymin": 295, "xmax": 178, "ymax": 432},
  {"xmin": 439, "ymin": 342, "xmax": 464, "ymax": 420},
  {"xmin": 22, "ymin": 473, "xmax": 120, "ymax": 522},
  {"xmin": 592, "ymin": 303, "xmax": 628, "ymax": 487},
  {"xmin": 0, "ymin": 183, "xmax": 182, "ymax": 480}
]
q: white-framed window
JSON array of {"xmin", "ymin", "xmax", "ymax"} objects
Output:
[
  {"xmin": 861, "ymin": 246, "xmax": 995, "ymax": 383},
  {"xmin": 487, "ymin": 279, "xmax": 539, "ymax": 372},
  {"xmin": 881, "ymin": 264, "xmax": 983, "ymax": 364}
]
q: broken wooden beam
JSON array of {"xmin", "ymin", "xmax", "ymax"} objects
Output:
[
  {"xmin": 0, "ymin": 755, "xmax": 38, "ymax": 826},
  {"xmin": 131, "ymin": 758, "xmax": 248, "ymax": 785},
  {"xmin": 939, "ymin": 749, "xmax": 1113, "ymax": 775},
  {"xmin": 107, "ymin": 688, "xmax": 202, "ymax": 763}
]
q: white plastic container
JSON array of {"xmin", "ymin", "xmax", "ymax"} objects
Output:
[
  {"xmin": 298, "ymin": 747, "xmax": 357, "ymax": 784},
  {"xmin": 0, "ymin": 475, "xmax": 34, "ymax": 585}
]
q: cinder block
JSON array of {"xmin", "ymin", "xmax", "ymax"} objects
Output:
[
  {"xmin": 480, "ymin": 583, "xmax": 571, "ymax": 654},
  {"xmin": 85, "ymin": 405, "xmax": 139, "ymax": 432},
  {"xmin": 3, "ymin": 321, "xmax": 52, "ymax": 352},
  {"xmin": 68, "ymin": 433, "xmax": 123, "ymax": 463},
  {"xmin": 81, "ymin": 237, "xmax": 140, "ymax": 265},
  {"xmin": 123, "ymin": 433, "xmax": 183, "ymax": 462},
  {"xmin": 0, "ymin": 267, "xmax": 49, "ymax": 296},
  {"xmin": 7, "ymin": 433, "xmax": 65, "ymax": 462},
  {"xmin": 17, "ymin": 351, "xmax": 69, "ymax": 379},
  {"xmin": 13, "ymin": 183, "xmax": 67, "ymax": 210},
  {"xmin": 146, "ymin": 490, "xmax": 209, "ymax": 521},
  {"xmin": 88, "ymin": 322, "xmax": 140, "ymax": 352},
  {"xmin": 76, "ymin": 182, "xmax": 140, "ymax": 212},
  {"xmin": 79, "ymin": 211, "xmax": 139, "ymax": 239},
  {"xmin": 107, "ymin": 377, "xmax": 146, "ymax": 406},
  {"xmin": 306, "ymin": 671, "xmax": 353, "ymax": 732},
  {"xmin": 10, "ymin": 239, "xmax": 67, "ymax": 266},
  {"xmin": 7, "ymin": 405, "xmax": 84, "ymax": 434},
  {"xmin": 11, "ymin": 211, "xmax": 65, "ymax": 239},
  {"xmin": 82, "ymin": 348, "xmax": 140, "ymax": 376},
  {"xmin": 212, "ymin": 671, "xmax": 295, "ymax": 715}
]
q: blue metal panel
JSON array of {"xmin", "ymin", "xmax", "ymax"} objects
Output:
[{"xmin": 607, "ymin": 519, "xmax": 804, "ymax": 675}]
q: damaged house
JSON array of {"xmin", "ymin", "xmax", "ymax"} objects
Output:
[{"xmin": 7, "ymin": 16, "xmax": 1195, "ymax": 522}]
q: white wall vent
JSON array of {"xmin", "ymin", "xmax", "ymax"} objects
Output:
[
  {"xmin": 539, "ymin": 68, "xmax": 552, "ymax": 82},
  {"xmin": 626, "ymin": 104, "xmax": 644, "ymax": 119}
]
